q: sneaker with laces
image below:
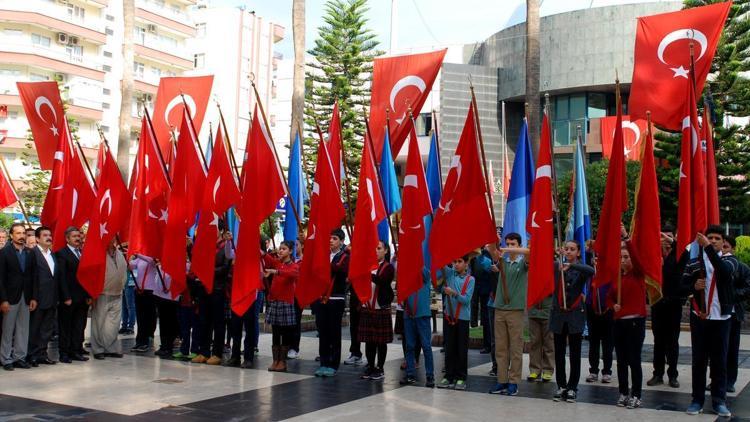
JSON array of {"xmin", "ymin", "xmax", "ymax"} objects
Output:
[
  {"xmin": 488, "ymin": 367, "xmax": 497, "ymax": 377},
  {"xmin": 344, "ymin": 354, "xmax": 361, "ymax": 365},
  {"xmin": 355, "ymin": 357, "xmax": 368, "ymax": 367},
  {"xmin": 541, "ymin": 371, "xmax": 553, "ymax": 382},
  {"xmin": 314, "ymin": 366, "xmax": 326, "ymax": 377},
  {"xmin": 712, "ymin": 402, "xmax": 731, "ymax": 417},
  {"xmin": 617, "ymin": 394, "xmax": 629, "ymax": 407},
  {"xmin": 172, "ymin": 351, "xmax": 186, "ymax": 359},
  {"xmin": 627, "ymin": 396, "xmax": 641, "ymax": 409},
  {"xmin": 601, "ymin": 374, "xmax": 612, "ymax": 383},
  {"xmin": 360, "ymin": 368, "xmax": 373, "ymax": 379},
  {"xmin": 425, "ymin": 377, "xmax": 435, "ymax": 388},
  {"xmin": 369, "ymin": 370, "xmax": 385, "ymax": 381},
  {"xmin": 321, "ymin": 367, "xmax": 337, "ymax": 377},
  {"xmin": 566, "ymin": 389, "xmax": 577, "ymax": 403},
  {"xmin": 527, "ymin": 372, "xmax": 539, "ymax": 382},
  {"xmin": 437, "ymin": 378, "xmax": 454, "ymax": 389},
  {"xmin": 506, "ymin": 383, "xmax": 518, "ymax": 396},
  {"xmin": 454, "ymin": 379, "xmax": 467, "ymax": 390},
  {"xmin": 686, "ymin": 402, "xmax": 703, "ymax": 415},
  {"xmin": 489, "ymin": 382, "xmax": 508, "ymax": 395},
  {"xmin": 553, "ymin": 388, "xmax": 567, "ymax": 402},
  {"xmin": 287, "ymin": 349, "xmax": 299, "ymax": 359},
  {"xmin": 668, "ymin": 378, "xmax": 680, "ymax": 388},
  {"xmin": 400, "ymin": 376, "xmax": 417, "ymax": 385},
  {"xmin": 585, "ymin": 373, "xmax": 598, "ymax": 383}
]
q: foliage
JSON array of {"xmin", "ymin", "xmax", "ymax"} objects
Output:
[
  {"xmin": 0, "ymin": 213, "xmax": 14, "ymax": 229},
  {"xmin": 736, "ymin": 235, "xmax": 750, "ymax": 266}
]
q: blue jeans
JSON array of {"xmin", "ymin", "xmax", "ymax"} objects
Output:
[
  {"xmin": 404, "ymin": 316, "xmax": 434, "ymax": 379},
  {"xmin": 121, "ymin": 285, "xmax": 136, "ymax": 330}
]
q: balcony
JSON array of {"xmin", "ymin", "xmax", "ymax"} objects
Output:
[
  {"xmin": 0, "ymin": 92, "xmax": 103, "ymax": 122},
  {"xmin": 135, "ymin": 2, "xmax": 195, "ymax": 37},
  {"xmin": 0, "ymin": 1, "xmax": 106, "ymax": 44},
  {"xmin": 134, "ymin": 36, "xmax": 192, "ymax": 70}
]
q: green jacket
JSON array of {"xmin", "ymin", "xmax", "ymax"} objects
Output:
[
  {"xmin": 528, "ymin": 295, "xmax": 553, "ymax": 319},
  {"xmin": 492, "ymin": 256, "xmax": 528, "ymax": 311}
]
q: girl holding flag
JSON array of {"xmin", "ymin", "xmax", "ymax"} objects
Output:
[{"xmin": 262, "ymin": 241, "xmax": 300, "ymax": 372}]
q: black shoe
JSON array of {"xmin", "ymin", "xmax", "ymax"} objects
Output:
[
  {"xmin": 669, "ymin": 378, "xmax": 680, "ymax": 388},
  {"xmin": 241, "ymin": 359, "xmax": 254, "ymax": 369},
  {"xmin": 400, "ymin": 376, "xmax": 417, "ymax": 385},
  {"xmin": 80, "ymin": 350, "xmax": 90, "ymax": 355},
  {"xmin": 646, "ymin": 375, "xmax": 664, "ymax": 386},
  {"xmin": 727, "ymin": 384, "xmax": 736, "ymax": 393},
  {"xmin": 118, "ymin": 328, "xmax": 128, "ymax": 334},
  {"xmin": 155, "ymin": 349, "xmax": 172, "ymax": 357},
  {"xmin": 225, "ymin": 357, "xmax": 241, "ymax": 367},
  {"xmin": 3, "ymin": 364, "xmax": 13, "ymax": 371},
  {"xmin": 93, "ymin": 353, "xmax": 105, "ymax": 360},
  {"xmin": 38, "ymin": 358, "xmax": 57, "ymax": 365},
  {"xmin": 72, "ymin": 354, "xmax": 89, "ymax": 362},
  {"xmin": 105, "ymin": 353, "xmax": 124, "ymax": 358},
  {"xmin": 13, "ymin": 360, "xmax": 31, "ymax": 369},
  {"xmin": 426, "ymin": 377, "xmax": 435, "ymax": 388},
  {"xmin": 479, "ymin": 348, "xmax": 491, "ymax": 354},
  {"xmin": 59, "ymin": 355, "xmax": 72, "ymax": 364}
]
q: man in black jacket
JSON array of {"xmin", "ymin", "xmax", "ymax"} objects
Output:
[
  {"xmin": 28, "ymin": 226, "xmax": 63, "ymax": 366},
  {"xmin": 0, "ymin": 223, "xmax": 37, "ymax": 370},
  {"xmin": 722, "ymin": 236, "xmax": 750, "ymax": 393},
  {"xmin": 56, "ymin": 226, "xmax": 90, "ymax": 363}
]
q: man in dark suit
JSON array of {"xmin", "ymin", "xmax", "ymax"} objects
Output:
[
  {"xmin": 56, "ymin": 226, "xmax": 90, "ymax": 363},
  {"xmin": 0, "ymin": 223, "xmax": 37, "ymax": 370},
  {"xmin": 28, "ymin": 226, "xmax": 64, "ymax": 366}
]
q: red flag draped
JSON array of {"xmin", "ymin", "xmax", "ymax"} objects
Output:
[
  {"xmin": 161, "ymin": 109, "xmax": 207, "ymax": 297},
  {"xmin": 0, "ymin": 163, "xmax": 18, "ymax": 210},
  {"xmin": 77, "ymin": 144, "xmax": 129, "ymax": 297},
  {"xmin": 429, "ymin": 103, "xmax": 497, "ymax": 278},
  {"xmin": 526, "ymin": 115, "xmax": 555, "ymax": 308},
  {"xmin": 348, "ymin": 132, "xmax": 387, "ymax": 302},
  {"xmin": 191, "ymin": 126, "xmax": 240, "ymax": 291},
  {"xmin": 592, "ymin": 94, "xmax": 628, "ymax": 288},
  {"xmin": 599, "ymin": 116, "xmax": 648, "ymax": 161},
  {"xmin": 630, "ymin": 124, "xmax": 663, "ymax": 303},
  {"xmin": 296, "ymin": 139, "xmax": 346, "ymax": 307},
  {"xmin": 16, "ymin": 81, "xmax": 65, "ymax": 170},
  {"xmin": 151, "ymin": 76, "xmax": 214, "ymax": 157},
  {"xmin": 232, "ymin": 107, "xmax": 287, "ymax": 315},
  {"xmin": 370, "ymin": 50, "xmax": 447, "ymax": 159},
  {"xmin": 703, "ymin": 107, "xmax": 720, "ymax": 225},
  {"xmin": 629, "ymin": 2, "xmax": 731, "ymax": 130},
  {"xmin": 396, "ymin": 120, "xmax": 433, "ymax": 302}
]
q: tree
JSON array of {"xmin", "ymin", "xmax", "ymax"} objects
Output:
[
  {"xmin": 117, "ymin": 0, "xmax": 136, "ymax": 179},
  {"xmin": 526, "ymin": 0, "xmax": 541, "ymax": 154},
  {"xmin": 303, "ymin": 0, "xmax": 382, "ymax": 191},
  {"xmin": 290, "ymin": 0, "xmax": 306, "ymax": 145}
]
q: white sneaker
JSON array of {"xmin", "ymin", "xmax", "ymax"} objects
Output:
[
  {"xmin": 287, "ymin": 350, "xmax": 299, "ymax": 359},
  {"xmin": 344, "ymin": 354, "xmax": 361, "ymax": 365},
  {"xmin": 355, "ymin": 357, "xmax": 368, "ymax": 367}
]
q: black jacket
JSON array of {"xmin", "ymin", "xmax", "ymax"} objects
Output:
[
  {"xmin": 32, "ymin": 247, "xmax": 65, "ymax": 309},
  {"xmin": 0, "ymin": 242, "xmax": 37, "ymax": 305},
  {"xmin": 369, "ymin": 261, "xmax": 394, "ymax": 308},
  {"xmin": 56, "ymin": 245, "xmax": 90, "ymax": 304},
  {"xmin": 681, "ymin": 245, "xmax": 736, "ymax": 316},
  {"xmin": 329, "ymin": 248, "xmax": 350, "ymax": 298},
  {"xmin": 661, "ymin": 240, "xmax": 689, "ymax": 301}
]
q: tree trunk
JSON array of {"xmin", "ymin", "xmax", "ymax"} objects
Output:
[
  {"xmin": 526, "ymin": 0, "xmax": 541, "ymax": 155},
  {"xmin": 290, "ymin": 0, "xmax": 305, "ymax": 144},
  {"xmin": 117, "ymin": 0, "xmax": 135, "ymax": 179}
]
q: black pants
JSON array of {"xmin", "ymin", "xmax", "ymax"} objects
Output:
[
  {"xmin": 155, "ymin": 297, "xmax": 179, "ymax": 352},
  {"xmin": 553, "ymin": 323, "xmax": 582, "ymax": 391},
  {"xmin": 230, "ymin": 304, "xmax": 256, "ymax": 361},
  {"xmin": 614, "ymin": 318, "xmax": 645, "ymax": 398},
  {"xmin": 272, "ymin": 324, "xmax": 294, "ymax": 347},
  {"xmin": 349, "ymin": 294, "xmax": 362, "ymax": 358},
  {"xmin": 134, "ymin": 290, "xmax": 157, "ymax": 347},
  {"xmin": 586, "ymin": 306, "xmax": 614, "ymax": 375},
  {"xmin": 58, "ymin": 301, "xmax": 88, "ymax": 357},
  {"xmin": 651, "ymin": 298, "xmax": 683, "ymax": 379},
  {"xmin": 315, "ymin": 299, "xmax": 345, "ymax": 370},
  {"xmin": 366, "ymin": 342, "xmax": 387, "ymax": 371},
  {"xmin": 727, "ymin": 316, "xmax": 742, "ymax": 387},
  {"xmin": 690, "ymin": 314, "xmax": 730, "ymax": 405},
  {"xmin": 290, "ymin": 301, "xmax": 304, "ymax": 352},
  {"xmin": 199, "ymin": 290, "xmax": 227, "ymax": 357},
  {"xmin": 29, "ymin": 307, "xmax": 56, "ymax": 361},
  {"xmin": 444, "ymin": 319, "xmax": 469, "ymax": 381},
  {"xmin": 471, "ymin": 292, "xmax": 491, "ymax": 350}
]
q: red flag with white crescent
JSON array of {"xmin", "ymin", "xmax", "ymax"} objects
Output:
[
  {"xmin": 16, "ymin": 81, "xmax": 65, "ymax": 170},
  {"xmin": 151, "ymin": 75, "xmax": 214, "ymax": 157},
  {"xmin": 599, "ymin": 116, "xmax": 648, "ymax": 161}
]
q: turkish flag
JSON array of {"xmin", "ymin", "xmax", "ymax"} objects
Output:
[
  {"xmin": 161, "ymin": 109, "xmax": 207, "ymax": 297},
  {"xmin": 232, "ymin": 106, "xmax": 287, "ymax": 315},
  {"xmin": 0, "ymin": 165, "xmax": 18, "ymax": 210},
  {"xmin": 191, "ymin": 126, "xmax": 240, "ymax": 291},
  {"xmin": 127, "ymin": 115, "xmax": 171, "ymax": 259},
  {"xmin": 629, "ymin": 2, "xmax": 730, "ymax": 130},
  {"xmin": 429, "ymin": 102, "xmax": 497, "ymax": 279},
  {"xmin": 16, "ymin": 81, "xmax": 65, "ymax": 170},
  {"xmin": 40, "ymin": 127, "xmax": 66, "ymax": 230},
  {"xmin": 50, "ymin": 123, "xmax": 97, "ymax": 250},
  {"xmin": 77, "ymin": 143, "xmax": 129, "ymax": 297},
  {"xmin": 151, "ymin": 75, "xmax": 214, "ymax": 157},
  {"xmin": 526, "ymin": 115, "xmax": 555, "ymax": 308},
  {"xmin": 703, "ymin": 107, "xmax": 720, "ymax": 225},
  {"xmin": 677, "ymin": 74, "xmax": 707, "ymax": 254},
  {"xmin": 348, "ymin": 131, "xmax": 387, "ymax": 303},
  {"xmin": 370, "ymin": 49, "xmax": 446, "ymax": 159},
  {"xmin": 328, "ymin": 101, "xmax": 343, "ymax": 188},
  {"xmin": 630, "ymin": 124, "xmax": 663, "ymax": 303},
  {"xmin": 592, "ymin": 96, "xmax": 628, "ymax": 289},
  {"xmin": 599, "ymin": 116, "xmax": 648, "ymax": 161},
  {"xmin": 396, "ymin": 120, "xmax": 433, "ymax": 302},
  {"xmin": 297, "ymin": 139, "xmax": 346, "ymax": 307}
]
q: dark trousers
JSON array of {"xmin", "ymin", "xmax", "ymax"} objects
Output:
[
  {"xmin": 553, "ymin": 323, "xmax": 582, "ymax": 391},
  {"xmin": 134, "ymin": 290, "xmax": 157, "ymax": 347},
  {"xmin": 586, "ymin": 306, "xmax": 614, "ymax": 375},
  {"xmin": 651, "ymin": 298, "xmax": 683, "ymax": 379},
  {"xmin": 290, "ymin": 301, "xmax": 304, "ymax": 352},
  {"xmin": 58, "ymin": 301, "xmax": 88, "ymax": 357},
  {"xmin": 178, "ymin": 306, "xmax": 200, "ymax": 355},
  {"xmin": 365, "ymin": 342, "xmax": 387, "ymax": 370},
  {"xmin": 315, "ymin": 299, "xmax": 345, "ymax": 370},
  {"xmin": 471, "ymin": 292, "xmax": 491, "ymax": 350},
  {"xmin": 349, "ymin": 294, "xmax": 362, "ymax": 357},
  {"xmin": 690, "ymin": 314, "xmax": 730, "ymax": 405},
  {"xmin": 29, "ymin": 307, "xmax": 56, "ymax": 361},
  {"xmin": 230, "ymin": 304, "xmax": 257, "ymax": 361},
  {"xmin": 199, "ymin": 290, "xmax": 227, "ymax": 357},
  {"xmin": 727, "ymin": 316, "xmax": 742, "ymax": 387},
  {"xmin": 444, "ymin": 319, "xmax": 469, "ymax": 381},
  {"xmin": 155, "ymin": 297, "xmax": 179, "ymax": 352},
  {"xmin": 614, "ymin": 318, "xmax": 646, "ymax": 398},
  {"xmin": 272, "ymin": 324, "xmax": 294, "ymax": 347}
]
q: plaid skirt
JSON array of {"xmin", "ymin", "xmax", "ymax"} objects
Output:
[
  {"xmin": 265, "ymin": 300, "xmax": 297, "ymax": 326},
  {"xmin": 358, "ymin": 307, "xmax": 393, "ymax": 343}
]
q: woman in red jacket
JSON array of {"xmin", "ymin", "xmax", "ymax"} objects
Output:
[{"xmin": 262, "ymin": 241, "xmax": 300, "ymax": 372}]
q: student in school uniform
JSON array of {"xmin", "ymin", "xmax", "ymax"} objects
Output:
[
  {"xmin": 550, "ymin": 240, "xmax": 594, "ymax": 404},
  {"xmin": 527, "ymin": 292, "xmax": 554, "ymax": 383},
  {"xmin": 262, "ymin": 241, "xmax": 300, "ymax": 372},
  {"xmin": 585, "ymin": 275, "xmax": 615, "ymax": 384},
  {"xmin": 400, "ymin": 267, "xmax": 435, "ymax": 387},
  {"xmin": 358, "ymin": 241, "xmax": 394, "ymax": 381}
]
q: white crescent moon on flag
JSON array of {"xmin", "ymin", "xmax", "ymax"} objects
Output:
[
  {"xmin": 657, "ymin": 28, "xmax": 707, "ymax": 64},
  {"xmin": 99, "ymin": 189, "xmax": 112, "ymax": 217},
  {"xmin": 71, "ymin": 188, "xmax": 78, "ymax": 219},
  {"xmin": 535, "ymin": 164, "xmax": 551, "ymax": 180},
  {"xmin": 404, "ymin": 174, "xmax": 418, "ymax": 189},
  {"xmin": 681, "ymin": 115, "xmax": 700, "ymax": 154},
  {"xmin": 212, "ymin": 179, "xmax": 221, "ymax": 203},
  {"xmin": 389, "ymin": 75, "xmax": 426, "ymax": 124},
  {"xmin": 164, "ymin": 94, "xmax": 197, "ymax": 128},
  {"xmin": 366, "ymin": 178, "xmax": 376, "ymax": 221},
  {"xmin": 614, "ymin": 121, "xmax": 641, "ymax": 156},
  {"xmin": 34, "ymin": 96, "xmax": 57, "ymax": 124}
]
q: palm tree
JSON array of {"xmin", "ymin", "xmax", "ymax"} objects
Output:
[
  {"xmin": 526, "ymin": 0, "xmax": 540, "ymax": 154},
  {"xmin": 290, "ymin": 0, "xmax": 305, "ymax": 144},
  {"xmin": 117, "ymin": 0, "xmax": 135, "ymax": 178}
]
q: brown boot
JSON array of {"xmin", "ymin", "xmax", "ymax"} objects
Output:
[
  {"xmin": 268, "ymin": 346, "xmax": 279, "ymax": 371},
  {"xmin": 277, "ymin": 346, "xmax": 288, "ymax": 372}
]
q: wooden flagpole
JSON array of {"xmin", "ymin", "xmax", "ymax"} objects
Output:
[{"xmin": 546, "ymin": 92, "xmax": 567, "ymax": 309}]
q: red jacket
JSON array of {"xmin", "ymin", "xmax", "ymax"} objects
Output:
[
  {"xmin": 606, "ymin": 242, "xmax": 647, "ymax": 319},
  {"xmin": 263, "ymin": 254, "xmax": 300, "ymax": 304}
]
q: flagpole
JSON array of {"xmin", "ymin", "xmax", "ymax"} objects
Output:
[
  {"xmin": 431, "ymin": 109, "xmax": 444, "ymax": 188},
  {"xmin": 0, "ymin": 155, "xmax": 32, "ymax": 229},
  {"xmin": 180, "ymin": 94, "xmax": 209, "ymax": 172},
  {"xmin": 143, "ymin": 107, "xmax": 173, "ymax": 188},
  {"xmin": 364, "ymin": 110, "xmax": 399, "ymax": 256},
  {"xmin": 614, "ymin": 76, "xmax": 623, "ymax": 306}
]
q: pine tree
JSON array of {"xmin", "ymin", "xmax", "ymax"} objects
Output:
[{"xmin": 303, "ymin": 0, "xmax": 382, "ymax": 194}]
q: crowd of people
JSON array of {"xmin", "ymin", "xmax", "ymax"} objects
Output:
[{"xmin": 0, "ymin": 221, "xmax": 748, "ymax": 417}]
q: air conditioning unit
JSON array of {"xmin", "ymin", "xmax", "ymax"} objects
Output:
[
  {"xmin": 146, "ymin": 24, "xmax": 157, "ymax": 33},
  {"xmin": 57, "ymin": 32, "xmax": 68, "ymax": 44},
  {"xmin": 142, "ymin": 93, "xmax": 153, "ymax": 103},
  {"xmin": 53, "ymin": 73, "xmax": 66, "ymax": 82},
  {"xmin": 69, "ymin": 36, "xmax": 79, "ymax": 45}
]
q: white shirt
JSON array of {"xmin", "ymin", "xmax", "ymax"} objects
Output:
[
  {"xmin": 37, "ymin": 245, "xmax": 54, "ymax": 275},
  {"xmin": 703, "ymin": 249, "xmax": 731, "ymax": 321},
  {"xmin": 67, "ymin": 245, "xmax": 81, "ymax": 259}
]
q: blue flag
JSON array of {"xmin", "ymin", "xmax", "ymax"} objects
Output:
[
  {"xmin": 378, "ymin": 132, "xmax": 402, "ymax": 241},
  {"xmin": 565, "ymin": 134, "xmax": 592, "ymax": 264},
  {"xmin": 422, "ymin": 130, "xmax": 442, "ymax": 271},
  {"xmin": 284, "ymin": 133, "xmax": 307, "ymax": 244},
  {"xmin": 502, "ymin": 119, "xmax": 535, "ymax": 246}
]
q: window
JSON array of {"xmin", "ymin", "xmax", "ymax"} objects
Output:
[
  {"xmin": 158, "ymin": 34, "xmax": 177, "ymax": 48},
  {"xmin": 105, "ymin": 28, "xmax": 114, "ymax": 36},
  {"xmin": 3, "ymin": 29, "xmax": 23, "ymax": 38},
  {"xmin": 31, "ymin": 33, "xmax": 51, "ymax": 48},
  {"xmin": 150, "ymin": 66, "xmax": 161, "ymax": 78},
  {"xmin": 196, "ymin": 23, "xmax": 206, "ymax": 37},
  {"xmin": 102, "ymin": 64, "xmax": 112, "ymax": 72},
  {"xmin": 552, "ymin": 94, "xmax": 586, "ymax": 147},
  {"xmin": 66, "ymin": 45, "xmax": 83, "ymax": 61},
  {"xmin": 415, "ymin": 112, "xmax": 432, "ymax": 136},
  {"xmin": 103, "ymin": 50, "xmax": 112, "ymax": 58},
  {"xmin": 29, "ymin": 73, "xmax": 49, "ymax": 81},
  {"xmin": 67, "ymin": 4, "xmax": 85, "ymax": 21},
  {"xmin": 103, "ymin": 88, "xmax": 111, "ymax": 95},
  {"xmin": 133, "ymin": 26, "xmax": 145, "ymax": 44},
  {"xmin": 194, "ymin": 53, "xmax": 205, "ymax": 69},
  {"xmin": 133, "ymin": 61, "xmax": 144, "ymax": 78},
  {"xmin": 102, "ymin": 102, "xmax": 110, "ymax": 109}
]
